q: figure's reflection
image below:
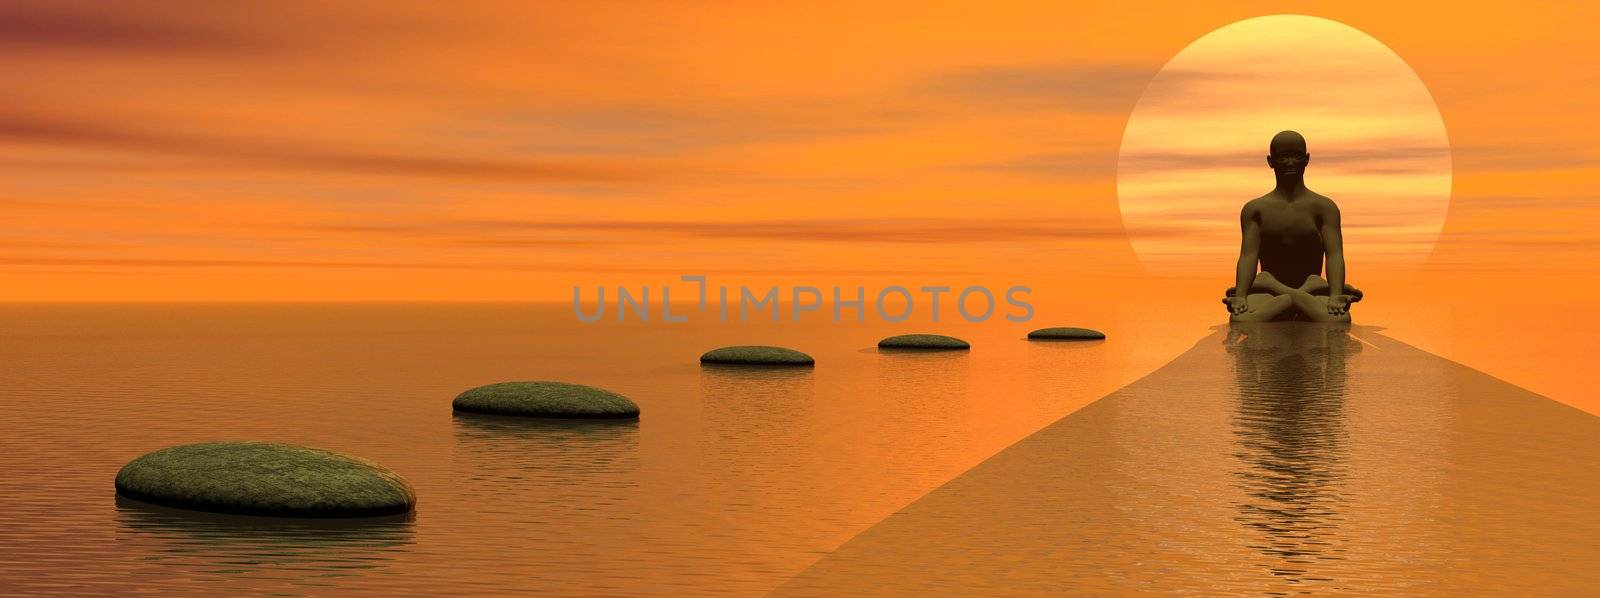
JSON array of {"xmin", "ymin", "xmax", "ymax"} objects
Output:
[{"xmin": 1225, "ymin": 322, "xmax": 1359, "ymax": 582}]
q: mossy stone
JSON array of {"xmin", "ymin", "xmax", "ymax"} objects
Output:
[
  {"xmin": 452, "ymin": 381, "xmax": 640, "ymax": 419},
  {"xmin": 700, "ymin": 345, "xmax": 814, "ymax": 366},
  {"xmin": 1027, "ymin": 327, "xmax": 1106, "ymax": 340},
  {"xmin": 114, "ymin": 442, "xmax": 416, "ymax": 518},
  {"xmin": 878, "ymin": 334, "xmax": 970, "ymax": 350}
]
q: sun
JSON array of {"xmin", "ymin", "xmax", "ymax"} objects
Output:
[{"xmin": 1117, "ymin": 14, "xmax": 1452, "ymax": 278}]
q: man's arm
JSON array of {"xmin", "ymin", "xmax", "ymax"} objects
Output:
[
  {"xmin": 1320, "ymin": 200, "xmax": 1348, "ymax": 315},
  {"xmin": 1232, "ymin": 204, "xmax": 1260, "ymax": 314}
]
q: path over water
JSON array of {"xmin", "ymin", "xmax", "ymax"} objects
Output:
[{"xmin": 778, "ymin": 323, "xmax": 1600, "ymax": 595}]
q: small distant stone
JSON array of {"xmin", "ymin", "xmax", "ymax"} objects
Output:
[
  {"xmin": 700, "ymin": 345, "xmax": 814, "ymax": 366},
  {"xmin": 1027, "ymin": 327, "xmax": 1106, "ymax": 340},
  {"xmin": 878, "ymin": 334, "xmax": 970, "ymax": 350},
  {"xmin": 115, "ymin": 441, "xmax": 416, "ymax": 518},
  {"xmin": 453, "ymin": 381, "xmax": 640, "ymax": 419}
]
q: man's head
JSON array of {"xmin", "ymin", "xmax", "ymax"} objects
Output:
[{"xmin": 1267, "ymin": 130, "xmax": 1310, "ymax": 176}]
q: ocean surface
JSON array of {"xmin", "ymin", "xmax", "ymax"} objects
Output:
[{"xmin": 1, "ymin": 303, "xmax": 1595, "ymax": 595}]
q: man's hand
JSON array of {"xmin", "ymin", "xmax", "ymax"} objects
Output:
[
  {"xmin": 1327, "ymin": 295, "xmax": 1349, "ymax": 316},
  {"xmin": 1228, "ymin": 295, "xmax": 1251, "ymax": 315}
]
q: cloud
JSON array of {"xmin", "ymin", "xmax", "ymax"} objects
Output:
[
  {"xmin": 0, "ymin": 239, "xmax": 110, "ymax": 250},
  {"xmin": 1448, "ymin": 145, "xmax": 1599, "ymax": 172},
  {"xmin": 0, "ymin": 112, "xmax": 656, "ymax": 183},
  {"xmin": 458, "ymin": 217, "xmax": 1175, "ymax": 244},
  {"xmin": 1452, "ymin": 195, "xmax": 1600, "ymax": 209},
  {"xmin": 0, "ymin": 2, "xmax": 266, "ymax": 54},
  {"xmin": 953, "ymin": 141, "xmax": 1453, "ymax": 181},
  {"xmin": 1117, "ymin": 143, "xmax": 1451, "ymax": 175},
  {"xmin": 1436, "ymin": 230, "xmax": 1600, "ymax": 250},
  {"xmin": 472, "ymin": 103, "xmax": 918, "ymax": 157},
  {"xmin": 0, "ymin": 256, "xmax": 985, "ymax": 276},
  {"xmin": 919, "ymin": 64, "xmax": 1162, "ymax": 113},
  {"xmin": 947, "ymin": 149, "xmax": 1115, "ymax": 180},
  {"xmin": 0, "ymin": 198, "xmax": 153, "ymax": 212},
  {"xmin": 250, "ymin": 216, "xmax": 1188, "ymax": 246}
]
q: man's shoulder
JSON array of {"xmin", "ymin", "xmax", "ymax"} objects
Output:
[
  {"xmin": 1307, "ymin": 191, "xmax": 1340, "ymax": 212},
  {"xmin": 1241, "ymin": 194, "xmax": 1273, "ymax": 212}
]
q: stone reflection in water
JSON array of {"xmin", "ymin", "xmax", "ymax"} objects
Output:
[
  {"xmin": 697, "ymin": 364, "xmax": 818, "ymax": 531},
  {"xmin": 1226, "ymin": 322, "xmax": 1359, "ymax": 584},
  {"xmin": 451, "ymin": 414, "xmax": 640, "ymax": 504},
  {"xmin": 447, "ymin": 413, "xmax": 644, "ymax": 594},
  {"xmin": 115, "ymin": 497, "xmax": 413, "ymax": 587},
  {"xmin": 693, "ymin": 366, "xmax": 819, "ymax": 586},
  {"xmin": 875, "ymin": 349, "xmax": 969, "ymax": 429},
  {"xmin": 871, "ymin": 350, "xmax": 972, "ymax": 487},
  {"xmin": 698, "ymin": 365, "xmax": 815, "ymax": 482}
]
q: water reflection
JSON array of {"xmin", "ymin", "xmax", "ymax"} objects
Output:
[
  {"xmin": 698, "ymin": 366, "xmax": 815, "ymax": 476},
  {"xmin": 1024, "ymin": 337, "xmax": 1105, "ymax": 403},
  {"xmin": 865, "ymin": 350, "xmax": 973, "ymax": 488},
  {"xmin": 451, "ymin": 414, "xmax": 640, "ymax": 501},
  {"xmin": 776, "ymin": 321, "xmax": 1600, "ymax": 595},
  {"xmin": 1225, "ymin": 322, "xmax": 1359, "ymax": 584},
  {"xmin": 698, "ymin": 366, "xmax": 815, "ymax": 427},
  {"xmin": 444, "ymin": 407, "xmax": 647, "ymax": 592},
  {"xmin": 875, "ymin": 349, "xmax": 969, "ymax": 391},
  {"xmin": 115, "ymin": 497, "xmax": 413, "ymax": 586}
]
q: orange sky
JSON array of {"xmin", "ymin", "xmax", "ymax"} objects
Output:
[{"xmin": 2, "ymin": 3, "xmax": 1599, "ymax": 404}]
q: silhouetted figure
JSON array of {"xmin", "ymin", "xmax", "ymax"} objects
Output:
[{"xmin": 1225, "ymin": 131, "xmax": 1363, "ymax": 322}]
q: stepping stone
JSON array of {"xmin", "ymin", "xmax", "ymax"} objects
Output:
[
  {"xmin": 700, "ymin": 345, "xmax": 814, "ymax": 366},
  {"xmin": 1027, "ymin": 327, "xmax": 1106, "ymax": 340},
  {"xmin": 115, "ymin": 441, "xmax": 416, "ymax": 518},
  {"xmin": 878, "ymin": 334, "xmax": 970, "ymax": 350},
  {"xmin": 453, "ymin": 381, "xmax": 640, "ymax": 419}
]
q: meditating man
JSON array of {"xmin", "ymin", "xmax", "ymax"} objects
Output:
[{"xmin": 1225, "ymin": 130, "xmax": 1362, "ymax": 322}]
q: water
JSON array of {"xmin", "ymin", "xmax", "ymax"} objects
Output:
[
  {"xmin": 4, "ymin": 305, "xmax": 1595, "ymax": 595},
  {"xmin": 0, "ymin": 302, "xmax": 1211, "ymax": 595},
  {"xmin": 778, "ymin": 323, "xmax": 1600, "ymax": 595}
]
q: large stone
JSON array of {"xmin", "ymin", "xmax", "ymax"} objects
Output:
[
  {"xmin": 1027, "ymin": 327, "xmax": 1106, "ymax": 341},
  {"xmin": 115, "ymin": 441, "xmax": 416, "ymax": 518},
  {"xmin": 452, "ymin": 381, "xmax": 640, "ymax": 419},
  {"xmin": 700, "ymin": 345, "xmax": 815, "ymax": 366},
  {"xmin": 878, "ymin": 334, "xmax": 970, "ymax": 350}
]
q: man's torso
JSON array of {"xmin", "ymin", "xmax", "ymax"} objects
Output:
[{"xmin": 1248, "ymin": 192, "xmax": 1331, "ymax": 287}]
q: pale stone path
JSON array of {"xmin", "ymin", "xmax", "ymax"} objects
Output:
[{"xmin": 775, "ymin": 323, "xmax": 1600, "ymax": 596}]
